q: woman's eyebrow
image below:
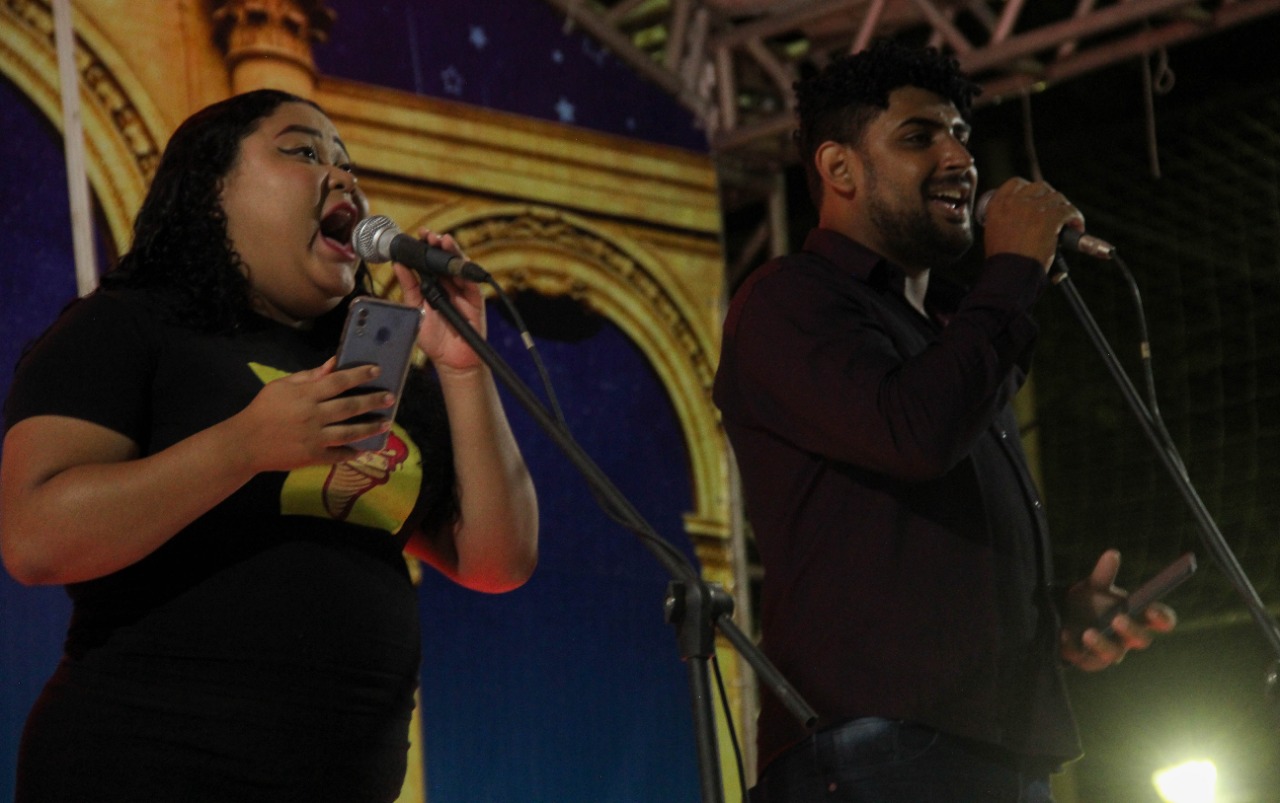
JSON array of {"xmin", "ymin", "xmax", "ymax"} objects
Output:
[{"xmin": 275, "ymin": 124, "xmax": 350, "ymax": 158}]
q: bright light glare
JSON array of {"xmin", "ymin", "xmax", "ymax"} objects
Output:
[{"xmin": 1153, "ymin": 760, "xmax": 1217, "ymax": 803}]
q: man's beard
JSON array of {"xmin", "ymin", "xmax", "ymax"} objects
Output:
[{"xmin": 865, "ymin": 162, "xmax": 973, "ymax": 268}]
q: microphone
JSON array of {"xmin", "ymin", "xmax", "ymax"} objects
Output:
[
  {"xmin": 974, "ymin": 190, "xmax": 1116, "ymax": 260},
  {"xmin": 352, "ymin": 215, "xmax": 490, "ymax": 282}
]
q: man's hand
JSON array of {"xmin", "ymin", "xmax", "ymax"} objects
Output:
[
  {"xmin": 1060, "ymin": 549, "xmax": 1177, "ymax": 672},
  {"xmin": 981, "ymin": 177, "xmax": 1084, "ymax": 272}
]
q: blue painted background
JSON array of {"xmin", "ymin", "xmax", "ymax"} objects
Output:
[
  {"xmin": 316, "ymin": 0, "xmax": 708, "ymax": 151},
  {"xmin": 0, "ymin": 1, "xmax": 710, "ymax": 799},
  {"xmin": 0, "ymin": 76, "xmax": 79, "ymax": 799},
  {"xmin": 419, "ymin": 311, "xmax": 701, "ymax": 801}
]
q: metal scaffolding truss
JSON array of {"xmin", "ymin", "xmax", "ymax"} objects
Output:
[{"xmin": 543, "ymin": 0, "xmax": 1280, "ymax": 160}]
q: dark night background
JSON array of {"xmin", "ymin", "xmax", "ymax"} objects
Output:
[{"xmin": 976, "ymin": 17, "xmax": 1280, "ymax": 802}]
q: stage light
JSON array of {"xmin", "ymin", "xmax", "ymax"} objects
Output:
[{"xmin": 1152, "ymin": 760, "xmax": 1217, "ymax": 803}]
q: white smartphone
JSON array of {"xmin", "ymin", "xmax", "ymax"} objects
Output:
[{"xmin": 334, "ymin": 297, "xmax": 423, "ymax": 451}]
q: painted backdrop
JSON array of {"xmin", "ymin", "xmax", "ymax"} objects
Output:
[{"xmin": 0, "ymin": 0, "xmax": 731, "ymax": 800}]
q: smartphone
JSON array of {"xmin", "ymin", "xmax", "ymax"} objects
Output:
[
  {"xmin": 334, "ymin": 297, "xmax": 423, "ymax": 451},
  {"xmin": 1097, "ymin": 551, "xmax": 1197, "ymax": 638}
]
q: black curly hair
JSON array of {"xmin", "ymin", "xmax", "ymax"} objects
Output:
[
  {"xmin": 794, "ymin": 39, "xmax": 980, "ymax": 208},
  {"xmin": 102, "ymin": 89, "xmax": 369, "ymax": 335}
]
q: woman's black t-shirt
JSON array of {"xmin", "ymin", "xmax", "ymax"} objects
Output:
[{"xmin": 5, "ymin": 289, "xmax": 450, "ymax": 802}]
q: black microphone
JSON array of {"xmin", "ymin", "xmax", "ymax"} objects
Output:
[
  {"xmin": 974, "ymin": 190, "xmax": 1116, "ymax": 260},
  {"xmin": 352, "ymin": 215, "xmax": 490, "ymax": 281}
]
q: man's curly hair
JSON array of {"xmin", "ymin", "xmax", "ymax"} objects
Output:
[
  {"xmin": 102, "ymin": 89, "xmax": 367, "ymax": 334},
  {"xmin": 794, "ymin": 39, "xmax": 980, "ymax": 208}
]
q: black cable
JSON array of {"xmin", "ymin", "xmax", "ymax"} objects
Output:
[
  {"xmin": 1110, "ymin": 251, "xmax": 1188, "ymax": 478},
  {"xmin": 712, "ymin": 653, "xmax": 749, "ymax": 800},
  {"xmin": 479, "ymin": 277, "xmax": 699, "ymax": 577},
  {"xmin": 480, "ymin": 275, "xmax": 786, "ymax": 791},
  {"xmin": 483, "ymin": 277, "xmax": 570, "ymax": 428}
]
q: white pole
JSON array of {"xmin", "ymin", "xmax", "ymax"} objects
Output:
[{"xmin": 52, "ymin": 0, "xmax": 99, "ymax": 297}]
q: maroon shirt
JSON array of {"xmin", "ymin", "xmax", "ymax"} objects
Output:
[{"xmin": 714, "ymin": 229, "xmax": 1081, "ymax": 768}]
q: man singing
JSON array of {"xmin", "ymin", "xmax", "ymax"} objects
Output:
[{"xmin": 713, "ymin": 40, "xmax": 1175, "ymax": 802}]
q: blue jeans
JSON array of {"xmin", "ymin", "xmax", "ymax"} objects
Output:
[{"xmin": 750, "ymin": 719, "xmax": 1055, "ymax": 803}]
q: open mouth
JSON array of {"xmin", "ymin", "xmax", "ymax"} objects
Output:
[
  {"xmin": 320, "ymin": 205, "xmax": 359, "ymax": 252},
  {"xmin": 927, "ymin": 185, "xmax": 971, "ymax": 219}
]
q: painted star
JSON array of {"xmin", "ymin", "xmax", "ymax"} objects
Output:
[
  {"xmin": 440, "ymin": 66, "xmax": 465, "ymax": 96},
  {"xmin": 555, "ymin": 97, "xmax": 576, "ymax": 123}
]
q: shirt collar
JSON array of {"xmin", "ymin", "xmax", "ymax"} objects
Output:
[
  {"xmin": 801, "ymin": 226, "xmax": 910, "ymax": 296},
  {"xmin": 801, "ymin": 226, "xmax": 967, "ymax": 319},
  {"xmin": 802, "ymin": 228, "xmax": 885, "ymax": 280}
]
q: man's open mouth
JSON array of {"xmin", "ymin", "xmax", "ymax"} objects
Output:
[{"xmin": 927, "ymin": 186, "xmax": 971, "ymax": 215}]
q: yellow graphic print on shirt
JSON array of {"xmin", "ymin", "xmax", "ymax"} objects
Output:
[{"xmin": 249, "ymin": 363, "xmax": 423, "ymax": 534}]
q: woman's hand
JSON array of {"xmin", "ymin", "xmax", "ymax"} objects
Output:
[
  {"xmin": 391, "ymin": 229, "xmax": 486, "ymax": 374},
  {"xmin": 230, "ymin": 358, "xmax": 395, "ymax": 473}
]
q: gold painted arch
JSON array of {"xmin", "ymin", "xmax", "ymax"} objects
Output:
[
  {"xmin": 418, "ymin": 203, "xmax": 728, "ymax": 553},
  {"xmin": 1, "ymin": 0, "xmax": 165, "ymax": 257}
]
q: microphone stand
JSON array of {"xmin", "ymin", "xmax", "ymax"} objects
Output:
[
  {"xmin": 1052, "ymin": 257, "xmax": 1280, "ymax": 670},
  {"xmin": 417, "ymin": 277, "xmax": 817, "ymax": 802}
]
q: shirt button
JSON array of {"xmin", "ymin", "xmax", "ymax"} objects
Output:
[
  {"xmin": 998, "ymin": 429, "xmax": 1008, "ymax": 439},
  {"xmin": 1033, "ymin": 500, "xmax": 1043, "ymax": 510}
]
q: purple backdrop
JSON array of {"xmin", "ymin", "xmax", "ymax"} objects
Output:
[{"xmin": 316, "ymin": 0, "xmax": 708, "ymax": 152}]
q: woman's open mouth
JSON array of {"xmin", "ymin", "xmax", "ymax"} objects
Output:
[{"xmin": 319, "ymin": 204, "xmax": 359, "ymax": 259}]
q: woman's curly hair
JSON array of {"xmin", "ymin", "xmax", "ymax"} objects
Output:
[
  {"xmin": 794, "ymin": 39, "xmax": 981, "ymax": 207},
  {"xmin": 102, "ymin": 89, "xmax": 366, "ymax": 334}
]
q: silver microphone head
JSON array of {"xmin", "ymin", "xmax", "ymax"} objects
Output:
[
  {"xmin": 974, "ymin": 190, "xmax": 995, "ymax": 225},
  {"xmin": 352, "ymin": 215, "xmax": 399, "ymax": 263},
  {"xmin": 973, "ymin": 189, "xmax": 1114, "ymax": 259}
]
